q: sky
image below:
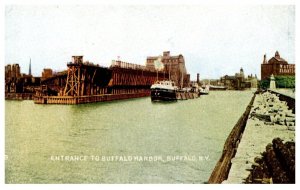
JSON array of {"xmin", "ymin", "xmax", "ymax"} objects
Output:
[{"xmin": 5, "ymin": 4, "xmax": 295, "ymax": 80}]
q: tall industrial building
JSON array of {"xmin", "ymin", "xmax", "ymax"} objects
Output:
[{"xmin": 146, "ymin": 51, "xmax": 190, "ymax": 87}]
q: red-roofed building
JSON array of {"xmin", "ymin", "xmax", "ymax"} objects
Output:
[{"xmin": 261, "ymin": 51, "xmax": 295, "ymax": 80}]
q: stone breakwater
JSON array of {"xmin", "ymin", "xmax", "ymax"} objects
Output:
[
  {"xmin": 250, "ymin": 91, "xmax": 295, "ymax": 129},
  {"xmin": 223, "ymin": 91, "xmax": 295, "ymax": 184},
  {"xmin": 245, "ymin": 138, "xmax": 295, "ymax": 184}
]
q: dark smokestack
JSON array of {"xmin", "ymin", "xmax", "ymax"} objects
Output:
[
  {"xmin": 263, "ymin": 54, "xmax": 267, "ymax": 64},
  {"xmin": 29, "ymin": 58, "xmax": 32, "ymax": 76}
]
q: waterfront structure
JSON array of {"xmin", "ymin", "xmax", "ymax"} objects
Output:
[
  {"xmin": 261, "ymin": 51, "xmax": 295, "ymax": 80},
  {"xmin": 200, "ymin": 79, "xmax": 221, "ymax": 86},
  {"xmin": 220, "ymin": 68, "xmax": 258, "ymax": 90},
  {"xmin": 34, "ymin": 56, "xmax": 169, "ymax": 104},
  {"xmin": 220, "ymin": 68, "xmax": 245, "ymax": 90},
  {"xmin": 6, "ymin": 53, "xmax": 194, "ymax": 103},
  {"xmin": 247, "ymin": 74, "xmax": 258, "ymax": 88},
  {"xmin": 5, "ymin": 64, "xmax": 22, "ymax": 93},
  {"xmin": 146, "ymin": 51, "xmax": 190, "ymax": 87},
  {"xmin": 5, "ymin": 64, "xmax": 21, "ymax": 80},
  {"xmin": 42, "ymin": 68, "xmax": 53, "ymax": 80},
  {"xmin": 221, "ymin": 91, "xmax": 295, "ymax": 184},
  {"xmin": 5, "ymin": 63, "xmax": 41, "ymax": 98}
]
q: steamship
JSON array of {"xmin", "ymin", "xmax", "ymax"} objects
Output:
[{"xmin": 150, "ymin": 80, "xmax": 178, "ymax": 101}]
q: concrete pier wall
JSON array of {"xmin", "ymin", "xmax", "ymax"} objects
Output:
[
  {"xmin": 223, "ymin": 91, "xmax": 295, "ymax": 183},
  {"xmin": 208, "ymin": 91, "xmax": 257, "ymax": 183},
  {"xmin": 209, "ymin": 89, "xmax": 295, "ymax": 184}
]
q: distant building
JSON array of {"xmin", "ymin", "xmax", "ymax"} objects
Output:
[
  {"xmin": 5, "ymin": 64, "xmax": 21, "ymax": 80},
  {"xmin": 5, "ymin": 63, "xmax": 41, "ymax": 93},
  {"xmin": 5, "ymin": 64, "xmax": 22, "ymax": 93},
  {"xmin": 42, "ymin": 68, "xmax": 53, "ymax": 80},
  {"xmin": 261, "ymin": 51, "xmax": 295, "ymax": 80},
  {"xmin": 220, "ymin": 68, "xmax": 257, "ymax": 90},
  {"xmin": 246, "ymin": 74, "xmax": 258, "ymax": 88},
  {"xmin": 146, "ymin": 51, "xmax": 190, "ymax": 87},
  {"xmin": 200, "ymin": 79, "xmax": 222, "ymax": 86}
]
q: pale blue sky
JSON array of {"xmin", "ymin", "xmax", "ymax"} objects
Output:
[{"xmin": 5, "ymin": 5, "xmax": 295, "ymax": 80}]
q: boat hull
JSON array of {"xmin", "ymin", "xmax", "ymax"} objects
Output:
[
  {"xmin": 209, "ymin": 86, "xmax": 227, "ymax": 91},
  {"xmin": 151, "ymin": 89, "xmax": 177, "ymax": 101},
  {"xmin": 200, "ymin": 92, "xmax": 209, "ymax": 95}
]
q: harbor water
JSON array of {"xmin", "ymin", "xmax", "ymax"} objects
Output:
[{"xmin": 5, "ymin": 90, "xmax": 254, "ymax": 183}]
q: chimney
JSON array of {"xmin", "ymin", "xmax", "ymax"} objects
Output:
[
  {"xmin": 197, "ymin": 73, "xmax": 200, "ymax": 84},
  {"xmin": 29, "ymin": 58, "xmax": 32, "ymax": 76},
  {"xmin": 263, "ymin": 54, "xmax": 267, "ymax": 64},
  {"xmin": 275, "ymin": 51, "xmax": 280, "ymax": 59}
]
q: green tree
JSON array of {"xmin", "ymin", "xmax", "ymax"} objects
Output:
[
  {"xmin": 274, "ymin": 76, "xmax": 295, "ymax": 88},
  {"xmin": 259, "ymin": 75, "xmax": 295, "ymax": 89}
]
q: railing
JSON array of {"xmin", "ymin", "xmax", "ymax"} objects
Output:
[
  {"xmin": 110, "ymin": 60, "xmax": 157, "ymax": 72},
  {"xmin": 66, "ymin": 61, "xmax": 106, "ymax": 68}
]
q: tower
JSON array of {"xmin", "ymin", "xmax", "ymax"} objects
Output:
[
  {"xmin": 275, "ymin": 51, "xmax": 280, "ymax": 59},
  {"xmin": 269, "ymin": 74, "xmax": 276, "ymax": 89},
  {"xmin": 29, "ymin": 58, "xmax": 32, "ymax": 76},
  {"xmin": 263, "ymin": 54, "xmax": 267, "ymax": 64},
  {"xmin": 240, "ymin": 67, "xmax": 244, "ymax": 78}
]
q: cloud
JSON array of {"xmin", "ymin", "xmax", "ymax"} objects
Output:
[{"xmin": 5, "ymin": 5, "xmax": 295, "ymax": 80}]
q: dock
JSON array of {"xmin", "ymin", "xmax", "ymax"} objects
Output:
[
  {"xmin": 34, "ymin": 92, "xmax": 150, "ymax": 104},
  {"xmin": 34, "ymin": 91, "xmax": 200, "ymax": 104},
  {"xmin": 33, "ymin": 56, "xmax": 168, "ymax": 104},
  {"xmin": 5, "ymin": 93, "xmax": 34, "ymax": 100},
  {"xmin": 176, "ymin": 92, "xmax": 199, "ymax": 100}
]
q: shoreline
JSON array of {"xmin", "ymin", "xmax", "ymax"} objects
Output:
[
  {"xmin": 208, "ymin": 90, "xmax": 257, "ymax": 183},
  {"xmin": 208, "ymin": 89, "xmax": 295, "ymax": 184}
]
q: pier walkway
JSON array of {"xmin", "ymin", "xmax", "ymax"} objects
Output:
[{"xmin": 223, "ymin": 91, "xmax": 295, "ymax": 183}]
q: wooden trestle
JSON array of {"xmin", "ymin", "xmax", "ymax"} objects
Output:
[{"xmin": 34, "ymin": 56, "xmax": 167, "ymax": 104}]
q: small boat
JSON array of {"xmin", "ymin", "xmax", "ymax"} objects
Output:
[
  {"xmin": 200, "ymin": 85, "xmax": 210, "ymax": 95},
  {"xmin": 209, "ymin": 85, "xmax": 227, "ymax": 91},
  {"xmin": 150, "ymin": 80, "xmax": 178, "ymax": 101}
]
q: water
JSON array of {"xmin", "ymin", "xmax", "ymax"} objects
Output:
[{"xmin": 5, "ymin": 91, "xmax": 254, "ymax": 183}]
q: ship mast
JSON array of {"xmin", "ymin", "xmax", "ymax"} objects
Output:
[
  {"xmin": 168, "ymin": 62, "xmax": 171, "ymax": 81},
  {"xmin": 180, "ymin": 70, "xmax": 183, "ymax": 89}
]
